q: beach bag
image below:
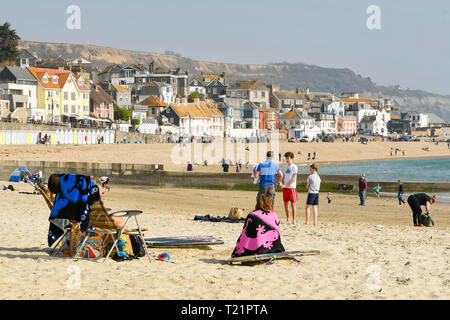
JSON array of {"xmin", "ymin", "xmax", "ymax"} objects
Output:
[
  {"xmin": 420, "ymin": 214, "xmax": 434, "ymax": 227},
  {"xmin": 228, "ymin": 207, "xmax": 244, "ymax": 220},
  {"xmin": 129, "ymin": 235, "xmax": 146, "ymax": 258},
  {"xmin": 77, "ymin": 232, "xmax": 104, "ymax": 258},
  {"xmin": 103, "ymin": 234, "xmax": 134, "ymax": 256}
]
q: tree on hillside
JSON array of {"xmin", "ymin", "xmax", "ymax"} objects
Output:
[
  {"xmin": 0, "ymin": 22, "xmax": 20, "ymax": 63},
  {"xmin": 114, "ymin": 106, "xmax": 132, "ymax": 121},
  {"xmin": 188, "ymin": 91, "xmax": 203, "ymax": 102}
]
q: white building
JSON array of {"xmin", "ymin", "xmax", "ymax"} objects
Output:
[
  {"xmin": 323, "ymin": 101, "xmax": 345, "ymax": 117},
  {"xmin": 159, "ymin": 99, "xmax": 225, "ymax": 138},
  {"xmin": 406, "ymin": 111, "xmax": 429, "ymax": 128},
  {"xmin": 0, "ymin": 66, "xmax": 38, "ymax": 121},
  {"xmin": 278, "ymin": 108, "xmax": 321, "ymax": 139}
]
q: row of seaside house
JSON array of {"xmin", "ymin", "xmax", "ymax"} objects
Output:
[{"xmin": 0, "ymin": 51, "xmax": 448, "ymax": 139}]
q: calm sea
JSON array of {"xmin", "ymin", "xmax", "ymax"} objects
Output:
[
  {"xmin": 296, "ymin": 157, "xmax": 450, "ymax": 204},
  {"xmin": 297, "ymin": 157, "xmax": 450, "ymax": 183}
]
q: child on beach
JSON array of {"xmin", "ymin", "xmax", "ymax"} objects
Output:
[
  {"xmin": 327, "ymin": 192, "xmax": 332, "ymax": 204},
  {"xmin": 305, "ymin": 163, "xmax": 321, "ymax": 226},
  {"xmin": 374, "ymin": 184, "xmax": 381, "ymax": 199},
  {"xmin": 278, "ymin": 152, "xmax": 298, "ymax": 224}
]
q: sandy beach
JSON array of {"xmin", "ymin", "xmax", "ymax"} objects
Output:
[
  {"xmin": 0, "ymin": 140, "xmax": 449, "ymax": 172},
  {"xmin": 0, "ymin": 182, "xmax": 449, "ymax": 300}
]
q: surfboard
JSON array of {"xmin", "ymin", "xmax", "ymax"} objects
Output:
[
  {"xmin": 145, "ymin": 236, "xmax": 224, "ymax": 248},
  {"xmin": 227, "ymin": 250, "xmax": 320, "ymax": 264}
]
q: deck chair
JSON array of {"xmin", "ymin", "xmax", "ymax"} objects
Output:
[
  {"xmin": 34, "ymin": 183, "xmax": 151, "ymax": 262},
  {"xmin": 77, "ymin": 196, "xmax": 151, "ymax": 262},
  {"xmin": 33, "ymin": 183, "xmax": 71, "ymax": 256}
]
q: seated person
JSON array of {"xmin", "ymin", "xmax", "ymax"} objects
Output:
[{"xmin": 231, "ymin": 194, "xmax": 285, "ymax": 257}]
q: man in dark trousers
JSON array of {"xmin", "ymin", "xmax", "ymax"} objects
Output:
[
  {"xmin": 358, "ymin": 174, "xmax": 368, "ymax": 206},
  {"xmin": 407, "ymin": 193, "xmax": 436, "ymax": 226}
]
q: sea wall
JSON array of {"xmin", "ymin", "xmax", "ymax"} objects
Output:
[{"xmin": 1, "ymin": 160, "xmax": 449, "ymax": 193}]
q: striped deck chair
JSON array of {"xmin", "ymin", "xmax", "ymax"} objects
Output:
[
  {"xmin": 34, "ymin": 183, "xmax": 72, "ymax": 256},
  {"xmin": 77, "ymin": 197, "xmax": 151, "ymax": 262},
  {"xmin": 35, "ymin": 183, "xmax": 151, "ymax": 262}
]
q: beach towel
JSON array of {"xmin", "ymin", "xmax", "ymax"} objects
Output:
[
  {"xmin": 231, "ymin": 210, "xmax": 285, "ymax": 257},
  {"xmin": 194, "ymin": 214, "xmax": 245, "ymax": 223},
  {"xmin": 48, "ymin": 174, "xmax": 100, "ymax": 244}
]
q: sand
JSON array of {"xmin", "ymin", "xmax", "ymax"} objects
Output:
[
  {"xmin": 0, "ymin": 182, "xmax": 449, "ymax": 300},
  {"xmin": 0, "ymin": 140, "xmax": 449, "ymax": 172}
]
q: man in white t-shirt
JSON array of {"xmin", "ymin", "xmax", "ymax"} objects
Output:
[{"xmin": 278, "ymin": 152, "xmax": 298, "ymax": 224}]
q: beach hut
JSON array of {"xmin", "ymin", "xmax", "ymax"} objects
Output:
[{"xmin": 9, "ymin": 168, "xmax": 34, "ymax": 183}]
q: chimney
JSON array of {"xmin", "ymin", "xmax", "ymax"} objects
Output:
[
  {"xmin": 175, "ymin": 97, "xmax": 181, "ymax": 104},
  {"xmin": 194, "ymin": 97, "xmax": 200, "ymax": 106},
  {"xmin": 306, "ymin": 88, "xmax": 310, "ymax": 96},
  {"xmin": 181, "ymin": 97, "xmax": 187, "ymax": 105},
  {"xmin": 296, "ymin": 88, "xmax": 301, "ymax": 95},
  {"xmin": 222, "ymin": 72, "xmax": 226, "ymax": 85}
]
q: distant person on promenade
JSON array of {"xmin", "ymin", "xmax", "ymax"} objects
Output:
[
  {"xmin": 279, "ymin": 152, "xmax": 298, "ymax": 224},
  {"xmin": 407, "ymin": 193, "xmax": 436, "ymax": 227},
  {"xmin": 358, "ymin": 174, "xmax": 368, "ymax": 206},
  {"xmin": 327, "ymin": 192, "xmax": 332, "ymax": 204},
  {"xmin": 254, "ymin": 151, "xmax": 284, "ymax": 201},
  {"xmin": 305, "ymin": 163, "xmax": 321, "ymax": 226},
  {"xmin": 398, "ymin": 180, "xmax": 406, "ymax": 206},
  {"xmin": 374, "ymin": 184, "xmax": 381, "ymax": 199}
]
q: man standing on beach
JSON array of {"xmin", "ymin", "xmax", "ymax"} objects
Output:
[
  {"xmin": 279, "ymin": 152, "xmax": 298, "ymax": 224},
  {"xmin": 254, "ymin": 151, "xmax": 283, "ymax": 201},
  {"xmin": 358, "ymin": 174, "xmax": 368, "ymax": 206},
  {"xmin": 305, "ymin": 163, "xmax": 321, "ymax": 226}
]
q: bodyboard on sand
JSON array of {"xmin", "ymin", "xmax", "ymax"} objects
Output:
[
  {"xmin": 227, "ymin": 250, "xmax": 320, "ymax": 264},
  {"xmin": 145, "ymin": 236, "xmax": 224, "ymax": 248}
]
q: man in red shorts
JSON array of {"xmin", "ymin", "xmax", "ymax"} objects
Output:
[{"xmin": 279, "ymin": 152, "xmax": 298, "ymax": 224}]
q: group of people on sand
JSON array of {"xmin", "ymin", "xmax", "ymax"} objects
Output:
[
  {"xmin": 232, "ymin": 150, "xmax": 320, "ymax": 258},
  {"xmin": 359, "ymin": 175, "xmax": 436, "ymax": 227},
  {"xmin": 231, "ymin": 152, "xmax": 438, "ymax": 258},
  {"xmin": 252, "ymin": 151, "xmax": 321, "ymax": 226}
]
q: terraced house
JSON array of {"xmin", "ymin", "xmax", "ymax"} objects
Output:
[
  {"xmin": 28, "ymin": 67, "xmax": 90, "ymax": 123},
  {"xmin": 226, "ymin": 80, "xmax": 270, "ymax": 108}
]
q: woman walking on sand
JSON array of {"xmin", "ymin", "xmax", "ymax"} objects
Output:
[
  {"xmin": 398, "ymin": 180, "xmax": 406, "ymax": 206},
  {"xmin": 305, "ymin": 164, "xmax": 321, "ymax": 226}
]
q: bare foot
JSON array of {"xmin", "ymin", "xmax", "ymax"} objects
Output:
[
  {"xmin": 292, "ymin": 221, "xmax": 296, "ymax": 225},
  {"xmin": 286, "ymin": 220, "xmax": 291, "ymax": 224}
]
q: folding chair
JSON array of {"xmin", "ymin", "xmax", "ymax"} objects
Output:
[
  {"xmin": 33, "ymin": 183, "xmax": 71, "ymax": 256},
  {"xmin": 35, "ymin": 183, "xmax": 150, "ymax": 262},
  {"xmin": 74, "ymin": 197, "xmax": 151, "ymax": 263}
]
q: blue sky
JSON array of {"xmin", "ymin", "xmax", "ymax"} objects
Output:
[{"xmin": 1, "ymin": 0, "xmax": 449, "ymax": 95}]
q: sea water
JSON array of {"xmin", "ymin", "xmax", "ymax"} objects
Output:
[
  {"xmin": 300, "ymin": 157, "xmax": 450, "ymax": 183},
  {"xmin": 295, "ymin": 157, "xmax": 450, "ymax": 204}
]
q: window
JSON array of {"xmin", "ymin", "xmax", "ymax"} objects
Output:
[
  {"xmin": 71, "ymin": 105, "xmax": 75, "ymax": 113},
  {"xmin": 29, "ymin": 90, "xmax": 31, "ymax": 97},
  {"xmin": 71, "ymin": 92, "xmax": 76, "ymax": 100},
  {"xmin": 64, "ymin": 92, "xmax": 68, "ymax": 100},
  {"xmin": 52, "ymin": 76, "xmax": 58, "ymax": 84},
  {"xmin": 64, "ymin": 105, "xmax": 68, "ymax": 113},
  {"xmin": 262, "ymin": 91, "xmax": 266, "ymax": 98}
]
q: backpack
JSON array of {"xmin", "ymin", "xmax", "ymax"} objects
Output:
[
  {"xmin": 129, "ymin": 235, "xmax": 146, "ymax": 258},
  {"xmin": 420, "ymin": 214, "xmax": 434, "ymax": 227}
]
